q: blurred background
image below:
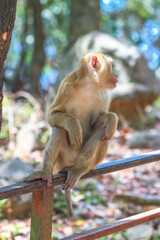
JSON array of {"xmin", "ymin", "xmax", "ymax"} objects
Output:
[{"xmin": 0, "ymin": 0, "xmax": 160, "ymax": 239}]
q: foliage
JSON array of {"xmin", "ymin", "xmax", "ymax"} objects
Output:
[
  {"xmin": 154, "ymin": 96, "xmax": 160, "ymax": 106},
  {"xmin": 1, "ymin": 1, "xmax": 160, "ymax": 239},
  {"xmin": 0, "ymin": 94, "xmax": 47, "ymax": 159},
  {"xmin": 3, "ymin": 0, "xmax": 160, "ymax": 95},
  {"xmin": 101, "ymin": 0, "xmax": 160, "ymax": 73},
  {"xmin": 0, "ymin": 200, "xmax": 7, "ymax": 218}
]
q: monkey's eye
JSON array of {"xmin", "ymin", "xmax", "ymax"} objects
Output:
[{"xmin": 91, "ymin": 56, "xmax": 97, "ymax": 68}]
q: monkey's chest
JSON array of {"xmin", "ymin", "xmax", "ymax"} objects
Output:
[
  {"xmin": 67, "ymin": 92, "xmax": 105, "ymax": 134},
  {"xmin": 68, "ymin": 104, "xmax": 94, "ymax": 132}
]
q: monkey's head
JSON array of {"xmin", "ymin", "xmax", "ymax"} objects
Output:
[{"xmin": 77, "ymin": 52, "xmax": 118, "ymax": 89}]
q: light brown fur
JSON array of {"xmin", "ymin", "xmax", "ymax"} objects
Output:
[{"xmin": 26, "ymin": 52, "xmax": 118, "ymax": 219}]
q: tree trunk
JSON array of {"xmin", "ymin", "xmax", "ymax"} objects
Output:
[
  {"xmin": 28, "ymin": 0, "xmax": 45, "ymax": 96},
  {"xmin": 67, "ymin": 0, "xmax": 100, "ymax": 48},
  {"xmin": 0, "ymin": 0, "xmax": 17, "ymax": 130},
  {"xmin": 12, "ymin": 1, "xmax": 29, "ymax": 93}
]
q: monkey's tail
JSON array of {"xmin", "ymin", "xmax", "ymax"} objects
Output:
[{"xmin": 65, "ymin": 189, "xmax": 75, "ymax": 221}]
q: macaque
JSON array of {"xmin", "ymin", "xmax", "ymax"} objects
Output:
[{"xmin": 26, "ymin": 52, "xmax": 118, "ymax": 219}]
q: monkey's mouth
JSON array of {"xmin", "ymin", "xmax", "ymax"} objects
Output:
[
  {"xmin": 112, "ymin": 72, "xmax": 117, "ymax": 79},
  {"xmin": 112, "ymin": 71, "xmax": 118, "ymax": 87}
]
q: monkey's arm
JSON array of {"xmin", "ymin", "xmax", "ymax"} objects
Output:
[
  {"xmin": 48, "ymin": 78, "xmax": 83, "ymax": 146},
  {"xmin": 48, "ymin": 112, "xmax": 83, "ymax": 146}
]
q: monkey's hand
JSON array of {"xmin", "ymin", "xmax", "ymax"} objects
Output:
[
  {"xmin": 60, "ymin": 167, "xmax": 82, "ymax": 190},
  {"xmin": 25, "ymin": 170, "xmax": 52, "ymax": 187},
  {"xmin": 100, "ymin": 124, "xmax": 115, "ymax": 141},
  {"xmin": 67, "ymin": 118, "xmax": 83, "ymax": 146},
  {"xmin": 96, "ymin": 112, "xmax": 118, "ymax": 141}
]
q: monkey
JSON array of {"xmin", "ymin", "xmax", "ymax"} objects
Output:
[{"xmin": 25, "ymin": 52, "xmax": 118, "ymax": 219}]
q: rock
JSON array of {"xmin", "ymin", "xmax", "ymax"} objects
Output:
[
  {"xmin": 127, "ymin": 129, "xmax": 160, "ymax": 149},
  {"xmin": 14, "ymin": 122, "xmax": 44, "ymax": 157},
  {"xmin": 0, "ymin": 158, "xmax": 34, "ymax": 185},
  {"xmin": 89, "ymin": 205, "xmax": 107, "ymax": 218},
  {"xmin": 48, "ymin": 31, "xmax": 159, "ymax": 123},
  {"xmin": 0, "ymin": 158, "xmax": 34, "ymax": 219},
  {"xmin": 126, "ymin": 224, "xmax": 154, "ymax": 240}
]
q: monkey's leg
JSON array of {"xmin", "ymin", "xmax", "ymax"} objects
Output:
[
  {"xmin": 62, "ymin": 129, "xmax": 106, "ymax": 190},
  {"xmin": 63, "ymin": 113, "xmax": 118, "ymax": 190},
  {"xmin": 25, "ymin": 127, "xmax": 65, "ymax": 187}
]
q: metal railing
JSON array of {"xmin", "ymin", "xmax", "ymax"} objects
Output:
[{"xmin": 0, "ymin": 150, "xmax": 160, "ymax": 240}]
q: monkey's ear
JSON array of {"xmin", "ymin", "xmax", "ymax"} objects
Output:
[
  {"xmin": 91, "ymin": 56, "xmax": 98, "ymax": 68},
  {"xmin": 91, "ymin": 55, "xmax": 102, "ymax": 72},
  {"xmin": 76, "ymin": 58, "xmax": 86, "ymax": 79}
]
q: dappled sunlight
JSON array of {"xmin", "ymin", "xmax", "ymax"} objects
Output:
[{"xmin": 1, "ymin": 0, "xmax": 160, "ymax": 239}]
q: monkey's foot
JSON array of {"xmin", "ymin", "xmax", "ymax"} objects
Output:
[
  {"xmin": 61, "ymin": 168, "xmax": 81, "ymax": 190},
  {"xmin": 25, "ymin": 170, "xmax": 52, "ymax": 187}
]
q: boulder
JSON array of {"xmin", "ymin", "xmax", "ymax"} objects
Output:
[
  {"xmin": 0, "ymin": 158, "xmax": 34, "ymax": 185},
  {"xmin": 0, "ymin": 158, "xmax": 34, "ymax": 219},
  {"xmin": 126, "ymin": 224, "xmax": 153, "ymax": 240},
  {"xmin": 14, "ymin": 122, "xmax": 45, "ymax": 157},
  {"xmin": 127, "ymin": 129, "xmax": 160, "ymax": 149},
  {"xmin": 48, "ymin": 31, "xmax": 159, "ymax": 123}
]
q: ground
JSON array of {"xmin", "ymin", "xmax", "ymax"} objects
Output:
[{"xmin": 0, "ymin": 96, "xmax": 160, "ymax": 239}]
